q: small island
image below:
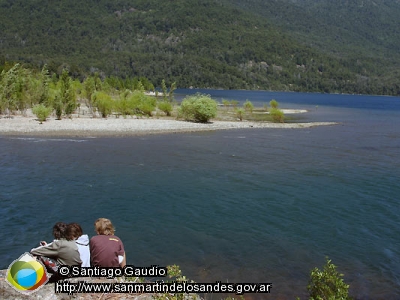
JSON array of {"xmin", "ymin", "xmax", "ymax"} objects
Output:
[
  {"xmin": 0, "ymin": 104, "xmax": 336, "ymax": 137},
  {"xmin": 0, "ymin": 65, "xmax": 336, "ymax": 137}
]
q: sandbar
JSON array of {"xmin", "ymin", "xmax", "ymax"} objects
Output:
[{"xmin": 0, "ymin": 115, "xmax": 337, "ymax": 137}]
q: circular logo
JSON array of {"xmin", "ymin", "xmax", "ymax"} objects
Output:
[{"xmin": 6, "ymin": 253, "xmax": 49, "ymax": 295}]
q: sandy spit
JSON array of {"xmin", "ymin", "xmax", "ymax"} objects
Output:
[{"xmin": 0, "ymin": 116, "xmax": 337, "ymax": 137}]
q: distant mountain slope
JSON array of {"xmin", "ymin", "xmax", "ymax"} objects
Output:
[
  {"xmin": 227, "ymin": 0, "xmax": 400, "ymax": 59},
  {"xmin": 0, "ymin": 0, "xmax": 399, "ymax": 95}
]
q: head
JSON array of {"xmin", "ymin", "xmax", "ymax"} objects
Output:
[
  {"xmin": 94, "ymin": 218, "xmax": 115, "ymax": 236},
  {"xmin": 52, "ymin": 222, "xmax": 68, "ymax": 239},
  {"xmin": 66, "ymin": 223, "xmax": 83, "ymax": 240}
]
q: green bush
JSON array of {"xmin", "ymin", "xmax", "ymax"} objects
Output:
[
  {"xmin": 32, "ymin": 104, "xmax": 52, "ymax": 123},
  {"xmin": 307, "ymin": 258, "xmax": 352, "ymax": 300},
  {"xmin": 128, "ymin": 91, "xmax": 156, "ymax": 116},
  {"xmin": 178, "ymin": 93, "xmax": 217, "ymax": 123},
  {"xmin": 269, "ymin": 107, "xmax": 285, "ymax": 123},
  {"xmin": 153, "ymin": 265, "xmax": 197, "ymax": 300},
  {"xmin": 115, "ymin": 92, "xmax": 131, "ymax": 117},
  {"xmin": 158, "ymin": 101, "xmax": 173, "ymax": 116},
  {"xmin": 236, "ymin": 108, "xmax": 245, "ymax": 121},
  {"xmin": 243, "ymin": 99, "xmax": 254, "ymax": 113},
  {"xmin": 92, "ymin": 91, "xmax": 113, "ymax": 118},
  {"xmin": 270, "ymin": 99, "xmax": 279, "ymax": 109}
]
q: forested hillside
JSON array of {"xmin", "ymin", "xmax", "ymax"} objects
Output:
[
  {"xmin": 227, "ymin": 0, "xmax": 400, "ymax": 58},
  {"xmin": 0, "ymin": 0, "xmax": 399, "ymax": 95}
]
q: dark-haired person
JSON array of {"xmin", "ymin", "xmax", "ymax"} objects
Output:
[
  {"xmin": 31, "ymin": 222, "xmax": 81, "ymax": 273},
  {"xmin": 67, "ymin": 223, "xmax": 90, "ymax": 267},
  {"xmin": 89, "ymin": 218, "xmax": 126, "ymax": 267}
]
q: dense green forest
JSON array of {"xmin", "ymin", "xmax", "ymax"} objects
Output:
[
  {"xmin": 0, "ymin": 0, "xmax": 399, "ymax": 95},
  {"xmin": 227, "ymin": 0, "xmax": 400, "ymax": 58}
]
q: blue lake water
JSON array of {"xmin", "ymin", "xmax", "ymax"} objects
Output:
[{"xmin": 1, "ymin": 90, "xmax": 399, "ymax": 299}]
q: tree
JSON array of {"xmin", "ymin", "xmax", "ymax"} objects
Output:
[
  {"xmin": 92, "ymin": 91, "xmax": 113, "ymax": 118},
  {"xmin": 307, "ymin": 258, "xmax": 352, "ymax": 300},
  {"xmin": 161, "ymin": 79, "xmax": 168, "ymax": 102},
  {"xmin": 83, "ymin": 76, "xmax": 97, "ymax": 116},
  {"xmin": 178, "ymin": 93, "xmax": 217, "ymax": 123},
  {"xmin": 115, "ymin": 90, "xmax": 131, "ymax": 117},
  {"xmin": 58, "ymin": 69, "xmax": 77, "ymax": 118},
  {"xmin": 38, "ymin": 66, "xmax": 50, "ymax": 106},
  {"xmin": 25, "ymin": 65, "xmax": 50, "ymax": 109},
  {"xmin": 0, "ymin": 63, "xmax": 25, "ymax": 116},
  {"xmin": 168, "ymin": 82, "xmax": 176, "ymax": 102},
  {"xmin": 54, "ymin": 98, "xmax": 63, "ymax": 120}
]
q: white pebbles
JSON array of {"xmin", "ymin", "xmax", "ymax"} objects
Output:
[{"xmin": 0, "ymin": 115, "xmax": 337, "ymax": 137}]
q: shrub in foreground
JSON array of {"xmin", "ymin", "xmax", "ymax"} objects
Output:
[
  {"xmin": 307, "ymin": 258, "xmax": 352, "ymax": 300},
  {"xmin": 178, "ymin": 93, "xmax": 217, "ymax": 123}
]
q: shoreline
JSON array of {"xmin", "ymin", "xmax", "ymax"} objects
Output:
[{"xmin": 0, "ymin": 116, "xmax": 337, "ymax": 137}]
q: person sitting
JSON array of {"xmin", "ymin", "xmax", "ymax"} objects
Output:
[
  {"xmin": 89, "ymin": 218, "xmax": 126, "ymax": 267},
  {"xmin": 31, "ymin": 222, "xmax": 82, "ymax": 274},
  {"xmin": 66, "ymin": 223, "xmax": 90, "ymax": 267}
]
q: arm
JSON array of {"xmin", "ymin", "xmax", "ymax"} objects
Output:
[
  {"xmin": 119, "ymin": 252, "xmax": 126, "ymax": 268},
  {"xmin": 31, "ymin": 241, "xmax": 59, "ymax": 258}
]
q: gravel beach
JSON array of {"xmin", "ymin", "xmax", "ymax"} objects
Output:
[{"xmin": 0, "ymin": 114, "xmax": 337, "ymax": 137}]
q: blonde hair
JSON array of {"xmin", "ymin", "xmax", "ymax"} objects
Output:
[{"xmin": 94, "ymin": 218, "xmax": 115, "ymax": 235}]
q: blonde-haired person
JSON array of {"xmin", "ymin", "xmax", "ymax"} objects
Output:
[{"xmin": 89, "ymin": 218, "xmax": 126, "ymax": 267}]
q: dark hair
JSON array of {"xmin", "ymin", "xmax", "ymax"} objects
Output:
[
  {"xmin": 52, "ymin": 222, "xmax": 67, "ymax": 239},
  {"xmin": 66, "ymin": 223, "xmax": 83, "ymax": 240}
]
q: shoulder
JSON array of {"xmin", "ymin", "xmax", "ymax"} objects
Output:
[
  {"xmin": 108, "ymin": 235, "xmax": 122, "ymax": 242},
  {"xmin": 76, "ymin": 234, "xmax": 90, "ymax": 245},
  {"xmin": 90, "ymin": 235, "xmax": 103, "ymax": 242},
  {"xmin": 90, "ymin": 235, "xmax": 106, "ymax": 245},
  {"xmin": 59, "ymin": 239, "xmax": 78, "ymax": 248},
  {"xmin": 91, "ymin": 235, "xmax": 122, "ymax": 241}
]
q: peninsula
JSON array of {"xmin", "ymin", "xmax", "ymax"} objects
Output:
[{"xmin": 0, "ymin": 110, "xmax": 336, "ymax": 137}]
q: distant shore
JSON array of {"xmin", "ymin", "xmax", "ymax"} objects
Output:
[{"xmin": 0, "ymin": 114, "xmax": 337, "ymax": 137}]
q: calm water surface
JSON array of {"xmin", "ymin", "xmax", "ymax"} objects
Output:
[{"xmin": 0, "ymin": 91, "xmax": 399, "ymax": 299}]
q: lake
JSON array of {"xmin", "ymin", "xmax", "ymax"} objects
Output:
[{"xmin": 0, "ymin": 90, "xmax": 399, "ymax": 299}]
